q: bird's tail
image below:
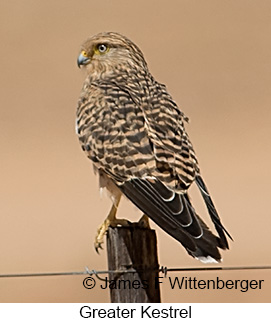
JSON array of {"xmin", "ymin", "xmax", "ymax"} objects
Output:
[
  {"xmin": 195, "ymin": 175, "xmax": 233, "ymax": 250},
  {"xmin": 119, "ymin": 177, "xmax": 232, "ymax": 262}
]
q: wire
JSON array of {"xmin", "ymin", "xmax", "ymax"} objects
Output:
[{"xmin": 1, "ymin": 265, "xmax": 271, "ymax": 279}]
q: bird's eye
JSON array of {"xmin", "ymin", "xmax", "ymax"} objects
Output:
[{"xmin": 97, "ymin": 44, "xmax": 108, "ymax": 53}]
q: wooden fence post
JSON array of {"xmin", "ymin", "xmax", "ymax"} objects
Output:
[{"xmin": 106, "ymin": 226, "xmax": 161, "ymax": 303}]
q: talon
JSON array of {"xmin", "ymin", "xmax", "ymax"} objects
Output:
[
  {"xmin": 93, "ymin": 194, "xmax": 128, "ymax": 253},
  {"xmin": 95, "ymin": 242, "xmax": 103, "ymax": 254},
  {"xmin": 94, "ymin": 217, "xmax": 130, "ymax": 252}
]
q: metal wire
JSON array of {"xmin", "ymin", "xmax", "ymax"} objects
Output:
[{"xmin": 1, "ymin": 265, "xmax": 271, "ymax": 279}]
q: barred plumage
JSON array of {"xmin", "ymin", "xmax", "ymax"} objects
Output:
[{"xmin": 76, "ymin": 32, "xmax": 232, "ymax": 262}]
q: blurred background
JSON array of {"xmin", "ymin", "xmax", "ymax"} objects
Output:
[{"xmin": 1, "ymin": 0, "xmax": 271, "ymax": 302}]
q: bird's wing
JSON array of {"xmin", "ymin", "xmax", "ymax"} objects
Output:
[
  {"xmin": 76, "ymin": 80, "xmax": 231, "ymax": 261},
  {"xmin": 77, "ymin": 81, "xmax": 156, "ymax": 182},
  {"xmin": 139, "ymin": 81, "xmax": 199, "ymax": 191}
]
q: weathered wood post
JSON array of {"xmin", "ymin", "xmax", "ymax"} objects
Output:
[{"xmin": 106, "ymin": 226, "xmax": 161, "ymax": 302}]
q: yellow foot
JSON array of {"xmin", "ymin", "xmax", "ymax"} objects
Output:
[
  {"xmin": 94, "ymin": 193, "xmax": 122, "ymax": 253},
  {"xmin": 94, "ymin": 217, "xmax": 130, "ymax": 253},
  {"xmin": 137, "ymin": 214, "xmax": 150, "ymax": 228}
]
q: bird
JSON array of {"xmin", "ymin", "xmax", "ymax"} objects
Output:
[{"xmin": 76, "ymin": 31, "xmax": 232, "ymax": 263}]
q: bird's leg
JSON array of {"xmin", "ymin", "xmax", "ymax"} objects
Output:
[
  {"xmin": 94, "ymin": 195, "xmax": 130, "ymax": 252},
  {"xmin": 138, "ymin": 214, "xmax": 150, "ymax": 228}
]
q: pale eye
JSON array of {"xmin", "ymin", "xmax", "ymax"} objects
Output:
[{"xmin": 98, "ymin": 44, "xmax": 108, "ymax": 53}]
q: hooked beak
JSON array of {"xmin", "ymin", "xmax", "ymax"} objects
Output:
[{"xmin": 77, "ymin": 51, "xmax": 91, "ymax": 68}]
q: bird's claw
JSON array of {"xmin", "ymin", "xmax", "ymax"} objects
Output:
[
  {"xmin": 94, "ymin": 241, "xmax": 104, "ymax": 254},
  {"xmin": 94, "ymin": 218, "xmax": 131, "ymax": 254}
]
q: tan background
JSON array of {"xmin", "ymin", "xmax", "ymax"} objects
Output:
[{"xmin": 1, "ymin": 0, "xmax": 271, "ymax": 302}]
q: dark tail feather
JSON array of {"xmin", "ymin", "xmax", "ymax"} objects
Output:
[
  {"xmin": 119, "ymin": 178, "xmax": 226, "ymax": 262},
  {"xmin": 195, "ymin": 175, "xmax": 233, "ymax": 249}
]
